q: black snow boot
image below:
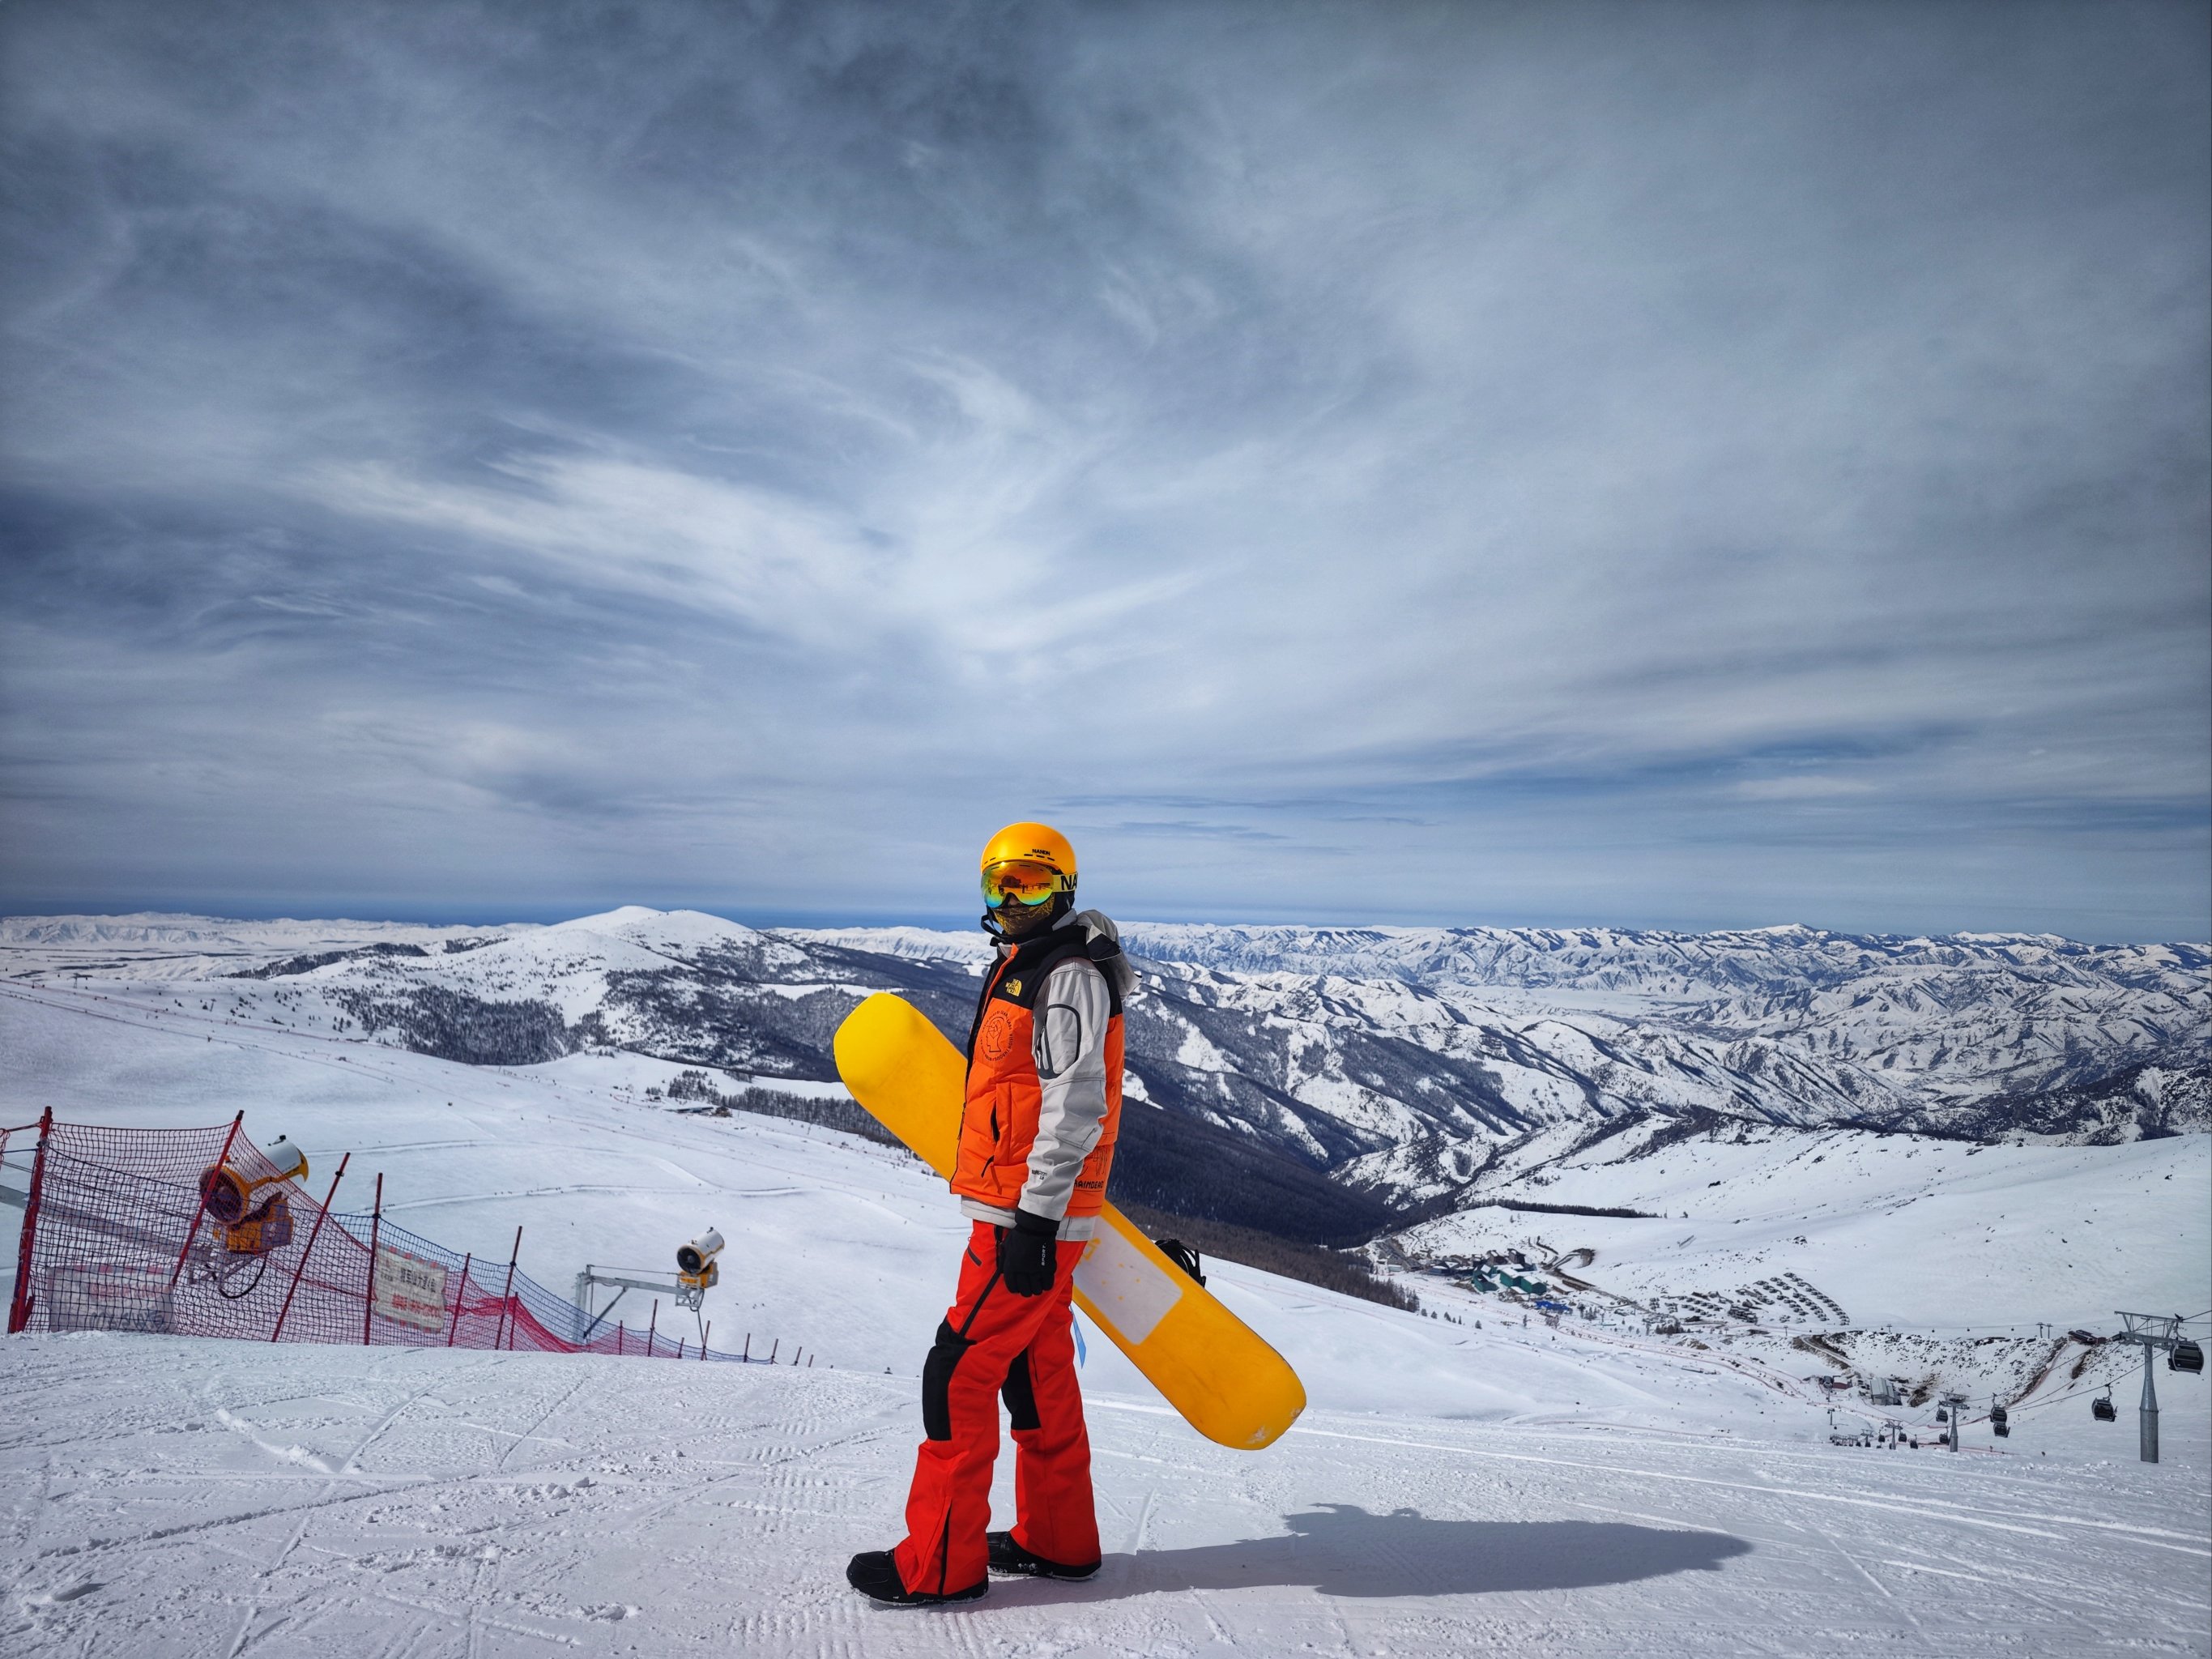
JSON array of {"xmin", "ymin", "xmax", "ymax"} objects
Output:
[
  {"xmin": 987, "ymin": 1531, "xmax": 1101, "ymax": 1581},
  {"xmin": 846, "ymin": 1550, "xmax": 987, "ymax": 1606}
]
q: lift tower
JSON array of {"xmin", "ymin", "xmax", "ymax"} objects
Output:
[
  {"xmin": 1938, "ymin": 1392, "xmax": 1968, "ymax": 1452},
  {"xmin": 2114, "ymin": 1311, "xmax": 2202, "ymax": 1464}
]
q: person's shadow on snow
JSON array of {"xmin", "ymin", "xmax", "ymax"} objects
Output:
[{"xmin": 1025, "ymin": 1504, "xmax": 1750, "ymax": 1601}]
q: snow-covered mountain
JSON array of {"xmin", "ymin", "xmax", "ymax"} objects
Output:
[
  {"xmin": 1237, "ymin": 924, "xmax": 2199, "ymax": 1118},
  {"xmin": 810, "ymin": 918, "xmax": 2210, "ymax": 1191},
  {"xmin": 4, "ymin": 910, "xmax": 2203, "ymax": 1229},
  {"xmin": 855, "ymin": 919, "xmax": 2209, "ymax": 1119}
]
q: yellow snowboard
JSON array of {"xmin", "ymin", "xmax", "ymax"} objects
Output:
[{"xmin": 833, "ymin": 992, "xmax": 1306, "ymax": 1450}]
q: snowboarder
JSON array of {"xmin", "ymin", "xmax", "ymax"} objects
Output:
[{"xmin": 846, "ymin": 822, "xmax": 1136, "ymax": 1606}]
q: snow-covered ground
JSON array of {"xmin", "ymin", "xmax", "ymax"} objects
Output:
[
  {"xmin": 2, "ymin": 976, "xmax": 2208, "ymax": 1655},
  {"xmin": 8, "ymin": 1333, "xmax": 2209, "ymax": 1658},
  {"xmin": 1392, "ymin": 1117, "xmax": 2210, "ymax": 1334}
]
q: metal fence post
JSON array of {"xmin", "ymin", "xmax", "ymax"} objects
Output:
[
  {"xmin": 445, "ymin": 1252, "xmax": 471, "ymax": 1347},
  {"xmin": 270, "ymin": 1153, "xmax": 349, "ymax": 1342},
  {"xmin": 168, "ymin": 1111, "xmax": 242, "ymax": 1291},
  {"xmin": 494, "ymin": 1226, "xmax": 522, "ymax": 1351},
  {"xmin": 6, "ymin": 1107, "xmax": 54, "ymax": 1334},
  {"xmin": 362, "ymin": 1173, "xmax": 383, "ymax": 1346}
]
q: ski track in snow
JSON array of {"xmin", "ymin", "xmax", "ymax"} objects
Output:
[
  {"xmin": 3, "ymin": 1340, "xmax": 2206, "ymax": 1657},
  {"xmin": 1, "ymin": 966, "xmax": 2207, "ymax": 1655}
]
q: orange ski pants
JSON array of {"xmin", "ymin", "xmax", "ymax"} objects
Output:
[{"xmin": 893, "ymin": 1221, "xmax": 1099, "ymax": 1597}]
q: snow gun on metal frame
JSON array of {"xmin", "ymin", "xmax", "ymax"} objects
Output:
[{"xmin": 190, "ymin": 1136, "xmax": 310, "ymax": 1296}]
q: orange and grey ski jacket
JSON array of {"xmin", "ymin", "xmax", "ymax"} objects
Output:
[{"xmin": 953, "ymin": 909, "xmax": 1134, "ymax": 1240}]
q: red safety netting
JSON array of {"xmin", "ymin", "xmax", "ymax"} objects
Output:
[{"xmin": 4, "ymin": 1113, "xmax": 760, "ymax": 1363}]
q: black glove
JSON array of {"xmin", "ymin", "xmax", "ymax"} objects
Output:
[{"xmin": 997, "ymin": 1209, "xmax": 1061, "ymax": 1297}]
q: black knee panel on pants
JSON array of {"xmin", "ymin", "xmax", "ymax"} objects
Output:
[
  {"xmin": 922, "ymin": 1320, "xmax": 970, "ymax": 1441},
  {"xmin": 1001, "ymin": 1350, "xmax": 1041, "ymax": 1431}
]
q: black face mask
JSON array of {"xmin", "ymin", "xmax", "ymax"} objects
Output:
[{"xmin": 982, "ymin": 893, "xmax": 1067, "ymax": 940}]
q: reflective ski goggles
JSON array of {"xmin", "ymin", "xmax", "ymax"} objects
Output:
[{"xmin": 982, "ymin": 859, "xmax": 1068, "ymax": 908}]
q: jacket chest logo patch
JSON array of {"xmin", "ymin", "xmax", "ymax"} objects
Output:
[
  {"xmin": 1002, "ymin": 978, "xmax": 1022, "ymax": 997},
  {"xmin": 979, "ymin": 1006, "xmax": 1017, "ymax": 1061}
]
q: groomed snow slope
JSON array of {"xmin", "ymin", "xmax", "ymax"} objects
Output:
[
  {"xmin": 6, "ymin": 1334, "xmax": 2208, "ymax": 1658},
  {"xmin": 2, "ymin": 980, "xmax": 2208, "ymax": 1656},
  {"xmin": 1392, "ymin": 1120, "xmax": 2210, "ymax": 1336}
]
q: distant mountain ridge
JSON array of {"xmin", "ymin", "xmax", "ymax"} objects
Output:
[
  {"xmin": 4, "ymin": 910, "xmax": 2204, "ymax": 1229},
  {"xmin": 811, "ymin": 917, "xmax": 2207, "ymax": 1132}
]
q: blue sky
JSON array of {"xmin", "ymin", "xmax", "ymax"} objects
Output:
[{"xmin": 2, "ymin": 1, "xmax": 2206, "ymax": 940}]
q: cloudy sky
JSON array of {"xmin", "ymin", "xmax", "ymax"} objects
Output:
[{"xmin": 2, "ymin": 1, "xmax": 2206, "ymax": 940}]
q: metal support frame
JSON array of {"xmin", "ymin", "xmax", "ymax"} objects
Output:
[{"xmin": 573, "ymin": 1265, "xmax": 710, "ymax": 1344}]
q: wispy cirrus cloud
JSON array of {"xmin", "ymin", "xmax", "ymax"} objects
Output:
[{"xmin": 0, "ymin": 0, "xmax": 2203, "ymax": 939}]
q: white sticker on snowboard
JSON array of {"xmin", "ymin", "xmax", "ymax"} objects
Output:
[{"xmin": 1073, "ymin": 1225, "xmax": 1184, "ymax": 1346}]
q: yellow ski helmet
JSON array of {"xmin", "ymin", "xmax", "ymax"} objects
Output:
[{"xmin": 979, "ymin": 821, "xmax": 1077, "ymax": 909}]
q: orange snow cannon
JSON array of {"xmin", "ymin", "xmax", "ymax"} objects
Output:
[
  {"xmin": 198, "ymin": 1137, "xmax": 309, "ymax": 1256},
  {"xmin": 676, "ymin": 1229, "xmax": 723, "ymax": 1293}
]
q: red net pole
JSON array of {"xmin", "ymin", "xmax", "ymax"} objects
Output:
[
  {"xmin": 647, "ymin": 1298, "xmax": 658, "ymax": 1356},
  {"xmin": 494, "ymin": 1226, "xmax": 522, "ymax": 1351},
  {"xmin": 6, "ymin": 1107, "xmax": 54, "ymax": 1335},
  {"xmin": 445, "ymin": 1252, "xmax": 471, "ymax": 1346},
  {"xmin": 362, "ymin": 1172, "xmax": 383, "ymax": 1346},
  {"xmin": 701, "ymin": 1321, "xmax": 710, "ymax": 1360},
  {"xmin": 167, "ymin": 1111, "xmax": 242, "ymax": 1291},
  {"xmin": 270, "ymin": 1153, "xmax": 350, "ymax": 1342}
]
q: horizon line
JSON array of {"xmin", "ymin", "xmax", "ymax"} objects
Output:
[{"xmin": 1, "ymin": 901, "xmax": 2205, "ymax": 951}]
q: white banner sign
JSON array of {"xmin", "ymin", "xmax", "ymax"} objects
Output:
[
  {"xmin": 372, "ymin": 1245, "xmax": 449, "ymax": 1333},
  {"xmin": 47, "ymin": 1263, "xmax": 174, "ymax": 1334}
]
